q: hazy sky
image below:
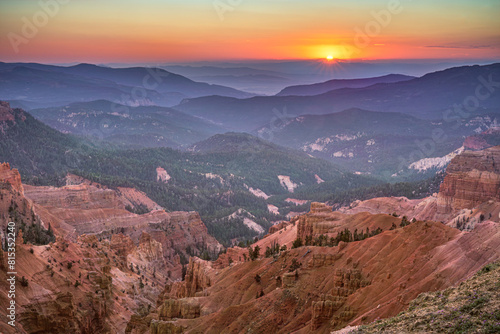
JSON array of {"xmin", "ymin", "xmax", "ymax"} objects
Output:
[{"xmin": 1, "ymin": 0, "xmax": 499, "ymax": 63}]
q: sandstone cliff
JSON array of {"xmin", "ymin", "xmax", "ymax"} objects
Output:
[
  {"xmin": 23, "ymin": 175, "xmax": 222, "ymax": 283},
  {"xmin": 463, "ymin": 127, "xmax": 500, "ymax": 150},
  {"xmin": 297, "ymin": 202, "xmax": 401, "ymax": 242},
  {"xmin": 436, "ymin": 145, "xmax": 500, "ymax": 218},
  {"xmin": 0, "ymin": 164, "xmax": 221, "ymax": 334},
  {"xmin": 340, "ymin": 146, "xmax": 500, "ymax": 229}
]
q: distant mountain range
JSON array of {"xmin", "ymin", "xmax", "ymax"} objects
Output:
[
  {"xmin": 175, "ymin": 63, "xmax": 500, "ymax": 132},
  {"xmin": 254, "ymin": 108, "xmax": 480, "ymax": 178},
  {"xmin": 2, "ymin": 62, "xmax": 499, "ymax": 180},
  {"xmin": 0, "ymin": 62, "xmax": 254, "ymax": 109},
  {"xmin": 163, "ymin": 65, "xmax": 291, "ymax": 95},
  {"xmin": 276, "ymin": 74, "xmax": 414, "ymax": 96},
  {"xmin": 158, "ymin": 59, "xmax": 494, "ymax": 94},
  {"xmin": 30, "ymin": 100, "xmax": 226, "ymax": 148}
]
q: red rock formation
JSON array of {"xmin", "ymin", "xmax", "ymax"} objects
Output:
[
  {"xmin": 464, "ymin": 135, "xmax": 490, "ymax": 150},
  {"xmin": 0, "ymin": 162, "xmax": 23, "ymax": 194},
  {"xmin": 23, "ymin": 177, "xmax": 222, "ymax": 282},
  {"xmin": 157, "ymin": 299, "xmax": 200, "ymax": 320},
  {"xmin": 0, "ymin": 164, "xmax": 222, "ymax": 333},
  {"xmin": 110, "ymin": 233, "xmax": 136, "ymax": 269},
  {"xmin": 149, "ymin": 320, "xmax": 185, "ymax": 334},
  {"xmin": 463, "ymin": 127, "xmax": 500, "ymax": 150},
  {"xmin": 341, "ymin": 146, "xmax": 500, "ymax": 226},
  {"xmin": 116, "ymin": 187, "xmax": 163, "ymax": 211},
  {"xmin": 135, "ymin": 232, "xmax": 163, "ymax": 262},
  {"xmin": 297, "ymin": 202, "xmax": 401, "ymax": 241},
  {"xmin": 160, "ymin": 257, "xmax": 214, "ymax": 301},
  {"xmin": 437, "ymin": 146, "xmax": 500, "ymax": 217},
  {"xmin": 213, "ymin": 246, "xmax": 246, "ymax": 269},
  {"xmin": 0, "ymin": 163, "xmax": 39, "ymax": 235},
  {"xmin": 339, "ymin": 195, "xmax": 440, "ymax": 223},
  {"xmin": 63, "ymin": 174, "xmax": 162, "ymax": 212},
  {"xmin": 268, "ymin": 221, "xmax": 292, "ymax": 235}
]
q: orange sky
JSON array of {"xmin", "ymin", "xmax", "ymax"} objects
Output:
[{"xmin": 0, "ymin": 0, "xmax": 499, "ymax": 63}]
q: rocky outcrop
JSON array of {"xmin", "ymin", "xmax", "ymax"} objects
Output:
[
  {"xmin": 160, "ymin": 257, "xmax": 213, "ymax": 301},
  {"xmin": 282, "ymin": 270, "xmax": 299, "ymax": 288},
  {"xmin": 311, "ymin": 295, "xmax": 346, "ymax": 330},
  {"xmin": 437, "ymin": 146, "xmax": 500, "ymax": 217},
  {"xmin": 110, "ymin": 234, "xmax": 136, "ymax": 259},
  {"xmin": 0, "ymin": 163, "xmax": 42, "ymax": 241},
  {"xmin": 131, "ymin": 232, "xmax": 163, "ymax": 263},
  {"xmin": 297, "ymin": 203, "xmax": 399, "ymax": 241},
  {"xmin": 19, "ymin": 292, "xmax": 80, "ymax": 333},
  {"xmin": 311, "ymin": 267, "xmax": 371, "ymax": 329},
  {"xmin": 310, "ymin": 202, "xmax": 333, "ymax": 213},
  {"xmin": 269, "ymin": 221, "xmax": 293, "ymax": 235},
  {"xmin": 156, "ymin": 167, "xmax": 171, "ymax": 183},
  {"xmin": 150, "ymin": 320, "xmax": 185, "ymax": 334},
  {"xmin": 0, "ymin": 162, "xmax": 23, "ymax": 194},
  {"xmin": 64, "ymin": 174, "xmax": 163, "ymax": 212},
  {"xmin": 296, "ymin": 203, "xmax": 341, "ymax": 240},
  {"xmin": 310, "ymin": 253, "xmax": 342, "ymax": 268},
  {"xmin": 213, "ymin": 246, "xmax": 245, "ymax": 269},
  {"xmin": 0, "ymin": 101, "xmax": 15, "ymax": 122},
  {"xmin": 23, "ymin": 183, "xmax": 124, "ymax": 211},
  {"xmin": 23, "ymin": 177, "xmax": 222, "ymax": 283},
  {"xmin": 463, "ymin": 127, "xmax": 500, "ymax": 150},
  {"xmin": 339, "ymin": 196, "xmax": 438, "ymax": 222},
  {"xmin": 157, "ymin": 299, "xmax": 200, "ymax": 320},
  {"xmin": 116, "ymin": 187, "xmax": 163, "ymax": 211}
]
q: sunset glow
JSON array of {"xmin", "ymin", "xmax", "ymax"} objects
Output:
[{"xmin": 0, "ymin": 0, "xmax": 499, "ymax": 63}]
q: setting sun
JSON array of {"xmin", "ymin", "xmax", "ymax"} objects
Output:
[{"xmin": 326, "ymin": 55, "xmax": 334, "ymax": 60}]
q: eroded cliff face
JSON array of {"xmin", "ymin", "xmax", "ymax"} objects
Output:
[
  {"xmin": 463, "ymin": 127, "xmax": 500, "ymax": 150},
  {"xmin": 297, "ymin": 202, "xmax": 401, "ymax": 242},
  {"xmin": 437, "ymin": 146, "xmax": 500, "ymax": 218},
  {"xmin": 340, "ymin": 146, "xmax": 500, "ymax": 228},
  {"xmin": 23, "ymin": 175, "xmax": 222, "ymax": 283},
  {"xmin": 0, "ymin": 163, "xmax": 23, "ymax": 194},
  {"xmin": 158, "ymin": 257, "xmax": 214, "ymax": 302},
  {"xmin": 0, "ymin": 164, "xmax": 221, "ymax": 334},
  {"xmin": 0, "ymin": 209, "xmax": 140, "ymax": 334},
  {"xmin": 0, "ymin": 163, "xmax": 41, "ymax": 243}
]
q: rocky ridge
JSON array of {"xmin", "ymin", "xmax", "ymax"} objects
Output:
[{"xmin": 340, "ymin": 146, "xmax": 500, "ymax": 230}]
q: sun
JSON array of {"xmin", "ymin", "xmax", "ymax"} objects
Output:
[{"xmin": 326, "ymin": 55, "xmax": 334, "ymax": 60}]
